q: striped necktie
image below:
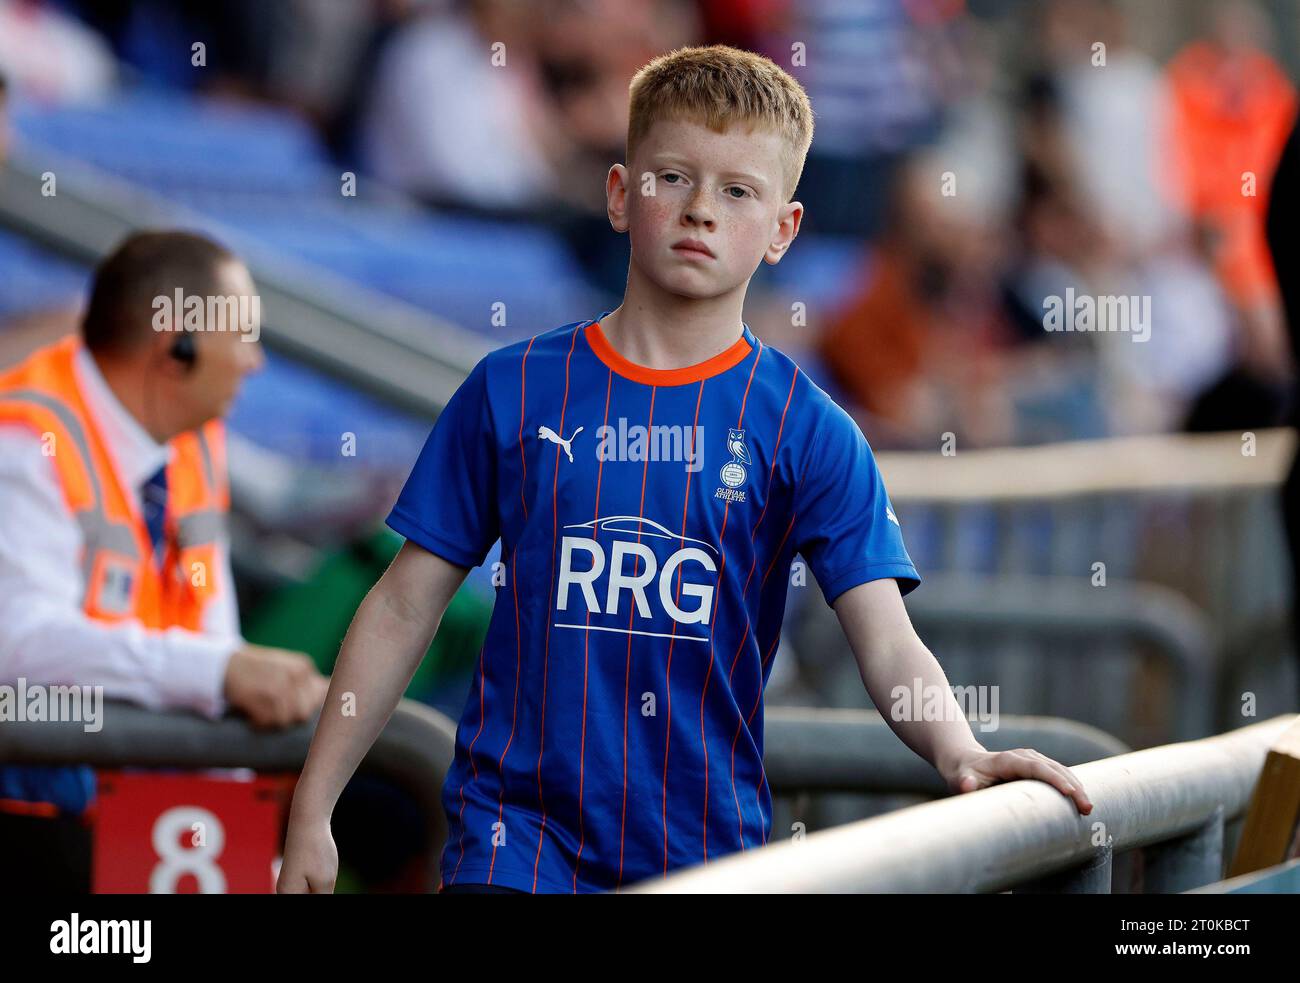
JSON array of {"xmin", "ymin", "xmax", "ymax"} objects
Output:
[{"xmin": 141, "ymin": 464, "xmax": 168, "ymax": 570}]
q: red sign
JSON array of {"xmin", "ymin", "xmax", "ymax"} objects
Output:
[{"xmin": 92, "ymin": 770, "xmax": 294, "ymax": 894}]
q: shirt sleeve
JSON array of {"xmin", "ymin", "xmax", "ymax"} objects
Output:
[
  {"xmin": 0, "ymin": 425, "xmax": 237, "ymax": 720},
  {"xmin": 791, "ymin": 402, "xmax": 920, "ymax": 605},
  {"xmin": 385, "ymin": 356, "xmax": 499, "ymax": 568}
]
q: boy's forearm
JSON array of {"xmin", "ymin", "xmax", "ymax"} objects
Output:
[
  {"xmin": 834, "ymin": 581, "xmax": 984, "ymax": 778},
  {"xmin": 857, "ymin": 636, "xmax": 985, "ymax": 779},
  {"xmin": 835, "ymin": 581, "xmax": 1093, "ymax": 815},
  {"xmin": 291, "ymin": 550, "xmax": 461, "ymax": 820}
]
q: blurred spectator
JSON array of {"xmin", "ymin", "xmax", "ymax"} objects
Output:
[
  {"xmin": 360, "ymin": 0, "xmax": 695, "ymax": 217},
  {"xmin": 816, "ymin": 152, "xmax": 1017, "ymax": 449},
  {"xmin": 0, "ymin": 0, "xmax": 116, "ymax": 103},
  {"xmin": 1163, "ymin": 1, "xmax": 1296, "ymax": 430},
  {"xmin": 360, "ymin": 0, "xmax": 561, "ymax": 211},
  {"xmin": 1044, "ymin": 0, "xmax": 1182, "ymax": 259},
  {"xmin": 1162, "ymin": 1, "xmax": 1295, "ymax": 316},
  {"xmin": 740, "ymin": 0, "xmax": 952, "ymax": 237},
  {"xmin": 1008, "ymin": 0, "xmax": 1241, "ymax": 437},
  {"xmin": 359, "ymin": 0, "xmax": 696, "ymax": 300},
  {"xmin": 529, "ymin": 0, "xmax": 697, "ymax": 210},
  {"xmin": 275, "ymin": 0, "xmax": 425, "ymax": 158},
  {"xmin": 63, "ymin": 0, "xmax": 291, "ymax": 98},
  {"xmin": 694, "ymin": 0, "xmax": 785, "ymax": 54},
  {"xmin": 531, "ymin": 0, "xmax": 698, "ymax": 295}
]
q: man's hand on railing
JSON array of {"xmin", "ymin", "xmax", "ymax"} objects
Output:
[
  {"xmin": 223, "ymin": 644, "xmax": 329, "ymax": 730},
  {"xmin": 941, "ymin": 746, "xmax": 1093, "ymax": 815},
  {"xmin": 276, "ymin": 809, "xmax": 339, "ymax": 894}
]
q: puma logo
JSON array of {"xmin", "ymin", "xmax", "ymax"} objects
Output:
[{"xmin": 538, "ymin": 424, "xmax": 584, "ymax": 463}]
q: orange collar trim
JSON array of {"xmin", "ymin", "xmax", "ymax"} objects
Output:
[{"xmin": 583, "ymin": 317, "xmax": 753, "ymax": 386}]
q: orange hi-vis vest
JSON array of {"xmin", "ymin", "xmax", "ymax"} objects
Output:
[{"xmin": 0, "ymin": 335, "xmax": 229, "ymax": 629}]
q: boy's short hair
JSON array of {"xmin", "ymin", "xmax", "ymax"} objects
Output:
[{"xmin": 626, "ymin": 45, "xmax": 815, "ymax": 203}]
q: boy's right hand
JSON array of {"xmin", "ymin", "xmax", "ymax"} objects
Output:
[
  {"xmin": 276, "ymin": 813, "xmax": 338, "ymax": 894},
  {"xmin": 223, "ymin": 644, "xmax": 328, "ymax": 729}
]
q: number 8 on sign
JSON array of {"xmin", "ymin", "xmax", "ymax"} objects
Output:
[{"xmin": 149, "ymin": 806, "xmax": 227, "ymax": 894}]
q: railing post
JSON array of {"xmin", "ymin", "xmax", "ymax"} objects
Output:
[
  {"xmin": 1014, "ymin": 843, "xmax": 1112, "ymax": 894},
  {"xmin": 1142, "ymin": 805, "xmax": 1225, "ymax": 893}
]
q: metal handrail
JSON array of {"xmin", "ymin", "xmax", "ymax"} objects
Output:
[
  {"xmin": 633, "ymin": 714, "xmax": 1296, "ymax": 893},
  {"xmin": 0, "ymin": 698, "xmax": 457, "ymax": 891}
]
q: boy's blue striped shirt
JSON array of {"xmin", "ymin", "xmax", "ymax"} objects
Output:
[{"xmin": 386, "ymin": 313, "xmax": 920, "ymax": 892}]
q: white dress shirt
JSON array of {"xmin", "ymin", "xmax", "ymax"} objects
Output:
[{"xmin": 0, "ymin": 345, "xmax": 241, "ymax": 718}]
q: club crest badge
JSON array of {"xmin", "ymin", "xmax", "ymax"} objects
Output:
[{"xmin": 715, "ymin": 428, "xmax": 750, "ymax": 503}]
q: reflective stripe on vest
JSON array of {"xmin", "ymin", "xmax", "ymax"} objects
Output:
[
  {"xmin": 0, "ymin": 387, "xmax": 141, "ymax": 602},
  {"xmin": 181, "ymin": 428, "xmax": 225, "ymax": 548},
  {"xmin": 0, "ymin": 337, "xmax": 228, "ymax": 630}
]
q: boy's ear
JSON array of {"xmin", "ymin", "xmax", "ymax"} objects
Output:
[
  {"xmin": 606, "ymin": 164, "xmax": 631, "ymax": 233},
  {"xmin": 764, "ymin": 200, "xmax": 804, "ymax": 266}
]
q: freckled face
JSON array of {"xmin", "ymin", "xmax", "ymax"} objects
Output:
[{"xmin": 625, "ymin": 118, "xmax": 789, "ymax": 300}]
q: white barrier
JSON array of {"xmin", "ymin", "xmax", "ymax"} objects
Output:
[{"xmin": 631, "ymin": 715, "xmax": 1296, "ymax": 893}]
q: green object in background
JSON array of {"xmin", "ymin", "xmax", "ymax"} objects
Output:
[
  {"xmin": 245, "ymin": 526, "xmax": 491, "ymax": 894},
  {"xmin": 243, "ymin": 527, "xmax": 492, "ymax": 705}
]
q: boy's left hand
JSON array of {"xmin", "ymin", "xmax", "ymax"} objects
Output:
[{"xmin": 942, "ymin": 747, "xmax": 1093, "ymax": 815}]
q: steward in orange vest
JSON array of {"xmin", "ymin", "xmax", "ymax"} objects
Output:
[
  {"xmin": 0, "ymin": 233, "xmax": 324, "ymax": 894},
  {"xmin": 0, "ymin": 234, "xmax": 325, "ymax": 894},
  {"xmin": 0, "ymin": 333, "xmax": 228, "ymax": 629}
]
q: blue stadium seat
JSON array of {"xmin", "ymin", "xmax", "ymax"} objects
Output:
[
  {"xmin": 226, "ymin": 350, "xmax": 429, "ymax": 468},
  {"xmin": 0, "ymin": 229, "xmax": 88, "ymax": 318}
]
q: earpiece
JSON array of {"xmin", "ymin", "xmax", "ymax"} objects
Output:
[{"xmin": 171, "ymin": 332, "xmax": 196, "ymax": 369}]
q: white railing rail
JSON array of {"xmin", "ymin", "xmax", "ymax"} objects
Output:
[{"xmin": 632, "ymin": 715, "xmax": 1296, "ymax": 893}]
